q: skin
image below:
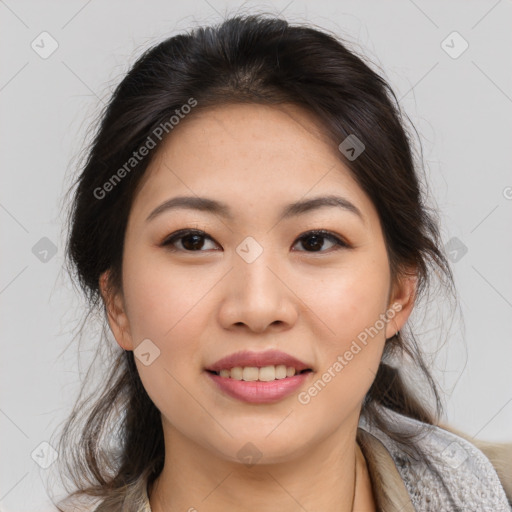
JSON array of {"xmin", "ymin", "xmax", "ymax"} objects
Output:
[{"xmin": 100, "ymin": 102, "xmax": 417, "ymax": 512}]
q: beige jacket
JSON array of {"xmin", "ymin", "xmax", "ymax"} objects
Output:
[{"xmin": 94, "ymin": 405, "xmax": 512, "ymax": 511}]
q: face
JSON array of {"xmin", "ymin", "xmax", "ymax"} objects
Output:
[{"xmin": 101, "ymin": 102, "xmax": 415, "ymax": 466}]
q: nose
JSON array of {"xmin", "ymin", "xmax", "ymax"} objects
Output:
[{"xmin": 217, "ymin": 244, "xmax": 298, "ymax": 334}]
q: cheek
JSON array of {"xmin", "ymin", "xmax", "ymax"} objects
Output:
[
  {"xmin": 298, "ymin": 254, "xmax": 391, "ymax": 344},
  {"xmin": 121, "ymin": 250, "xmax": 216, "ymax": 416},
  {"xmin": 294, "ymin": 260, "xmax": 390, "ymax": 416},
  {"xmin": 121, "ymin": 247, "xmax": 217, "ymax": 343},
  {"xmin": 296, "ymin": 252, "xmax": 391, "ymax": 408}
]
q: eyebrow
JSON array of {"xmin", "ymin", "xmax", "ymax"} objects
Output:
[{"xmin": 145, "ymin": 194, "xmax": 364, "ymax": 223}]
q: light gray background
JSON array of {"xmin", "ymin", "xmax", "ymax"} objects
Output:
[{"xmin": 1, "ymin": 0, "xmax": 511, "ymax": 510}]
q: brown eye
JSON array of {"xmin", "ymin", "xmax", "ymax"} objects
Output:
[
  {"xmin": 293, "ymin": 230, "xmax": 348, "ymax": 253},
  {"xmin": 161, "ymin": 229, "xmax": 349, "ymax": 254},
  {"xmin": 161, "ymin": 229, "xmax": 219, "ymax": 252}
]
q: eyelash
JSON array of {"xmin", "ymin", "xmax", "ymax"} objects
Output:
[{"xmin": 160, "ymin": 228, "xmax": 350, "ymax": 254}]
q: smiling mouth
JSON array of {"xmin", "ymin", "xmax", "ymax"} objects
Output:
[{"xmin": 206, "ymin": 367, "xmax": 313, "ymax": 381}]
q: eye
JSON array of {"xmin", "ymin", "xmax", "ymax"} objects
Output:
[
  {"xmin": 160, "ymin": 229, "xmax": 219, "ymax": 252},
  {"xmin": 292, "ymin": 230, "xmax": 349, "ymax": 253},
  {"xmin": 161, "ymin": 228, "xmax": 349, "ymax": 253}
]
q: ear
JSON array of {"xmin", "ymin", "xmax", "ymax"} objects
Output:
[
  {"xmin": 99, "ymin": 270, "xmax": 134, "ymax": 351},
  {"xmin": 385, "ymin": 269, "xmax": 418, "ymax": 340}
]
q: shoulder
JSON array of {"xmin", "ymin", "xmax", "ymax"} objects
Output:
[
  {"xmin": 438, "ymin": 421, "xmax": 512, "ymax": 505},
  {"xmin": 359, "ymin": 405, "xmax": 512, "ymax": 511}
]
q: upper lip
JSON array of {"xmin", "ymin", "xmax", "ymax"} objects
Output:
[{"xmin": 205, "ymin": 349, "xmax": 312, "ymax": 373}]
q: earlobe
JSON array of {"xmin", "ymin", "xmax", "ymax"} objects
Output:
[
  {"xmin": 99, "ymin": 270, "xmax": 134, "ymax": 351},
  {"xmin": 385, "ymin": 272, "xmax": 418, "ymax": 339}
]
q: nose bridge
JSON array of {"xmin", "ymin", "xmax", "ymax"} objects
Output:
[
  {"xmin": 219, "ymin": 234, "xmax": 297, "ymax": 331},
  {"xmin": 233, "ymin": 234, "xmax": 280, "ymax": 295}
]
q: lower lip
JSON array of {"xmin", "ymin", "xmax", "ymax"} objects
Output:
[{"xmin": 205, "ymin": 370, "xmax": 313, "ymax": 403}]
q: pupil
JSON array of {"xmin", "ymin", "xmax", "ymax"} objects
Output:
[
  {"xmin": 304, "ymin": 234, "xmax": 322, "ymax": 251},
  {"xmin": 183, "ymin": 234, "xmax": 204, "ymax": 250}
]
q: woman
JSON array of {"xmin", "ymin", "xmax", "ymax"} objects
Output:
[{"xmin": 53, "ymin": 13, "xmax": 512, "ymax": 512}]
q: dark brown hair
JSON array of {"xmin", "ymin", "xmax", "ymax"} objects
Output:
[{"xmin": 51, "ymin": 13, "xmax": 456, "ymax": 511}]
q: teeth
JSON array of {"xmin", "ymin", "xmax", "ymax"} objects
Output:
[
  {"xmin": 243, "ymin": 366, "xmax": 259, "ymax": 381},
  {"xmin": 215, "ymin": 365, "xmax": 305, "ymax": 381}
]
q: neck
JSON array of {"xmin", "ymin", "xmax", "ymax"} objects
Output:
[
  {"xmin": 353, "ymin": 440, "xmax": 378, "ymax": 510},
  {"xmin": 149, "ymin": 420, "xmax": 375, "ymax": 512}
]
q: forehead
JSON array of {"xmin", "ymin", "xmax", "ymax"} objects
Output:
[{"xmin": 130, "ymin": 103, "xmax": 376, "ymax": 225}]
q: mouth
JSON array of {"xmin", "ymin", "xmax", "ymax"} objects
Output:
[
  {"xmin": 204, "ymin": 349, "xmax": 313, "ymax": 381},
  {"xmin": 205, "ymin": 366, "xmax": 313, "ymax": 381},
  {"xmin": 204, "ymin": 366, "xmax": 314, "ymax": 403}
]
